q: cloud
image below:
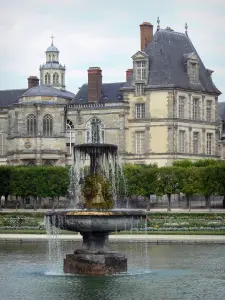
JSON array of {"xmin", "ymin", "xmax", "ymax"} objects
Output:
[{"xmin": 0, "ymin": 0, "xmax": 224, "ymax": 101}]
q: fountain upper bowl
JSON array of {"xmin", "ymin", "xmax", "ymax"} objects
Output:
[{"xmin": 45, "ymin": 209, "xmax": 145, "ymax": 233}]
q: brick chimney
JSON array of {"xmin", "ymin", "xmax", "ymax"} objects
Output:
[
  {"xmin": 140, "ymin": 22, "xmax": 153, "ymax": 51},
  {"xmin": 126, "ymin": 69, "xmax": 133, "ymax": 82},
  {"xmin": 28, "ymin": 76, "xmax": 39, "ymax": 89},
  {"xmin": 88, "ymin": 67, "xmax": 102, "ymax": 102}
]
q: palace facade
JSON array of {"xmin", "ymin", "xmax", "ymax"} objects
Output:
[{"xmin": 0, "ymin": 21, "xmax": 222, "ymax": 166}]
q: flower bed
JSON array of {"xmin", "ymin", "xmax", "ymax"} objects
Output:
[{"xmin": 140, "ymin": 213, "xmax": 225, "ymax": 232}]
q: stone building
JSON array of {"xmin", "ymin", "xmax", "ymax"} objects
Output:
[{"xmin": 0, "ymin": 21, "xmax": 222, "ymax": 167}]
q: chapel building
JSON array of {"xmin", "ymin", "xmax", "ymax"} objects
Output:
[{"xmin": 0, "ymin": 21, "xmax": 222, "ymax": 166}]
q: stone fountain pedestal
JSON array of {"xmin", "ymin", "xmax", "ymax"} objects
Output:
[
  {"xmin": 46, "ymin": 209, "xmax": 144, "ymax": 275},
  {"xmin": 64, "ymin": 251, "xmax": 127, "ymax": 275},
  {"xmin": 63, "ymin": 231, "xmax": 127, "ymax": 275}
]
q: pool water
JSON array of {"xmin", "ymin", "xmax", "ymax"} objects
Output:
[{"xmin": 0, "ymin": 241, "xmax": 224, "ymax": 300}]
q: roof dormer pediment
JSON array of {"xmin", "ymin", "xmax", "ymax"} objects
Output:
[
  {"xmin": 184, "ymin": 52, "xmax": 198, "ymax": 61},
  {"xmin": 132, "ymin": 51, "xmax": 148, "ymax": 60}
]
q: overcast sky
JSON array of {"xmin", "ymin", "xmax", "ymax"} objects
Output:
[{"xmin": 0, "ymin": 0, "xmax": 224, "ymax": 101}]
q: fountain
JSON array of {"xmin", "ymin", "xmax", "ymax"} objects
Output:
[{"xmin": 45, "ymin": 143, "xmax": 144, "ymax": 275}]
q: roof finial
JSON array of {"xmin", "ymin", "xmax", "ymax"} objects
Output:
[
  {"xmin": 185, "ymin": 23, "xmax": 188, "ymax": 35},
  {"xmin": 50, "ymin": 34, "xmax": 55, "ymax": 45},
  {"xmin": 157, "ymin": 16, "xmax": 160, "ymax": 31}
]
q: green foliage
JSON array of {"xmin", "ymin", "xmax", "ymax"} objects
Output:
[
  {"xmin": 156, "ymin": 167, "xmax": 180, "ymax": 196},
  {"xmin": 10, "ymin": 166, "xmax": 69, "ymax": 199},
  {"xmin": 173, "ymin": 159, "xmax": 224, "ymax": 168},
  {"xmin": 0, "ymin": 166, "xmax": 12, "ymax": 198},
  {"xmin": 123, "ymin": 164, "xmax": 158, "ymax": 198},
  {"xmin": 173, "ymin": 159, "xmax": 193, "ymax": 168},
  {"xmin": 82, "ymin": 173, "xmax": 114, "ymax": 209},
  {"xmin": 178, "ymin": 167, "xmax": 201, "ymax": 196}
]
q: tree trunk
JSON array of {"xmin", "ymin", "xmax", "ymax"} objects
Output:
[
  {"xmin": 167, "ymin": 194, "xmax": 171, "ymax": 211},
  {"xmin": 15, "ymin": 196, "xmax": 19, "ymax": 210},
  {"xmin": 57, "ymin": 196, "xmax": 60, "ymax": 209},
  {"xmin": 187, "ymin": 195, "xmax": 191, "ymax": 212},
  {"xmin": 223, "ymin": 195, "xmax": 225, "ymax": 208},
  {"xmin": 146, "ymin": 196, "xmax": 151, "ymax": 211},
  {"xmin": 21, "ymin": 196, "xmax": 25, "ymax": 209},
  {"xmin": 186, "ymin": 195, "xmax": 190, "ymax": 209},
  {"xmin": 205, "ymin": 195, "xmax": 211, "ymax": 211},
  {"xmin": 52, "ymin": 198, "xmax": 55, "ymax": 210},
  {"xmin": 178, "ymin": 193, "xmax": 181, "ymax": 208},
  {"xmin": 38, "ymin": 197, "xmax": 43, "ymax": 209},
  {"xmin": 33, "ymin": 196, "xmax": 37, "ymax": 211},
  {"xmin": 4, "ymin": 194, "xmax": 9, "ymax": 208}
]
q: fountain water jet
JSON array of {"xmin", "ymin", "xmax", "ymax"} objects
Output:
[{"xmin": 45, "ymin": 143, "xmax": 144, "ymax": 275}]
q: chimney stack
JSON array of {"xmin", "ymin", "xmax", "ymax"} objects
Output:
[
  {"xmin": 28, "ymin": 76, "xmax": 39, "ymax": 89},
  {"xmin": 126, "ymin": 69, "xmax": 133, "ymax": 82},
  {"xmin": 88, "ymin": 67, "xmax": 102, "ymax": 102},
  {"xmin": 140, "ymin": 22, "xmax": 153, "ymax": 51}
]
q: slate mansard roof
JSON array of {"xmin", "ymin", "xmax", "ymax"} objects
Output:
[
  {"xmin": 71, "ymin": 82, "xmax": 126, "ymax": 104},
  {"xmin": 20, "ymin": 84, "xmax": 75, "ymax": 100},
  {"xmin": 125, "ymin": 28, "xmax": 221, "ymax": 95},
  {"xmin": 218, "ymin": 102, "xmax": 225, "ymax": 121},
  {"xmin": 0, "ymin": 89, "xmax": 28, "ymax": 107},
  {"xmin": 46, "ymin": 45, "xmax": 59, "ymax": 52},
  {"xmin": 40, "ymin": 62, "xmax": 65, "ymax": 70},
  {"xmin": 0, "ymin": 85, "xmax": 74, "ymax": 107}
]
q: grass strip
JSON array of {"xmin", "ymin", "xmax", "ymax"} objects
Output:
[{"xmin": 0, "ymin": 230, "xmax": 225, "ymax": 235}]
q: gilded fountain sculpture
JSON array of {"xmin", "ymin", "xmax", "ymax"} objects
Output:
[{"xmin": 46, "ymin": 142, "xmax": 144, "ymax": 275}]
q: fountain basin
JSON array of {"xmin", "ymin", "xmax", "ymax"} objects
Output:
[
  {"xmin": 45, "ymin": 209, "xmax": 145, "ymax": 275},
  {"xmin": 46, "ymin": 209, "xmax": 144, "ymax": 232}
]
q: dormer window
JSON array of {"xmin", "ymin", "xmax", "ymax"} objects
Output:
[
  {"xmin": 135, "ymin": 61, "xmax": 146, "ymax": 81},
  {"xmin": 132, "ymin": 51, "xmax": 149, "ymax": 84},
  {"xmin": 135, "ymin": 84, "xmax": 144, "ymax": 96},
  {"xmin": 185, "ymin": 52, "xmax": 199, "ymax": 83},
  {"xmin": 190, "ymin": 62, "xmax": 198, "ymax": 82}
]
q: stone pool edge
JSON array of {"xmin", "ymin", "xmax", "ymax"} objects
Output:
[{"xmin": 0, "ymin": 234, "xmax": 224, "ymax": 244}]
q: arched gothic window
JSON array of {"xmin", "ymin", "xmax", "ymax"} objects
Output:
[
  {"xmin": 61, "ymin": 73, "xmax": 64, "ymax": 86},
  {"xmin": 45, "ymin": 73, "xmax": 50, "ymax": 85},
  {"xmin": 86, "ymin": 118, "xmax": 104, "ymax": 144},
  {"xmin": 53, "ymin": 73, "xmax": 59, "ymax": 85},
  {"xmin": 66, "ymin": 119, "xmax": 75, "ymax": 154},
  {"xmin": 0, "ymin": 132, "xmax": 3, "ymax": 155},
  {"xmin": 66, "ymin": 119, "xmax": 74, "ymax": 129},
  {"xmin": 52, "ymin": 54, "xmax": 55, "ymax": 61},
  {"xmin": 27, "ymin": 114, "xmax": 37, "ymax": 136},
  {"xmin": 43, "ymin": 114, "xmax": 53, "ymax": 137}
]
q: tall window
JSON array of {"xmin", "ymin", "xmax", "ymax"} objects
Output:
[
  {"xmin": 135, "ymin": 84, "xmax": 144, "ymax": 96},
  {"xmin": 206, "ymin": 100, "xmax": 212, "ymax": 122},
  {"xmin": 45, "ymin": 73, "xmax": 50, "ymax": 85},
  {"xmin": 206, "ymin": 133, "xmax": 212, "ymax": 155},
  {"xmin": 61, "ymin": 73, "xmax": 64, "ymax": 86},
  {"xmin": 43, "ymin": 114, "xmax": 53, "ymax": 137},
  {"xmin": 193, "ymin": 98, "xmax": 200, "ymax": 120},
  {"xmin": 86, "ymin": 118, "xmax": 104, "ymax": 144},
  {"xmin": 135, "ymin": 103, "xmax": 145, "ymax": 119},
  {"xmin": 135, "ymin": 61, "xmax": 146, "ymax": 81},
  {"xmin": 53, "ymin": 73, "xmax": 59, "ymax": 85},
  {"xmin": 135, "ymin": 131, "xmax": 145, "ymax": 154},
  {"xmin": 66, "ymin": 119, "xmax": 74, "ymax": 129},
  {"xmin": 193, "ymin": 132, "xmax": 199, "ymax": 154},
  {"xmin": 179, "ymin": 130, "xmax": 185, "ymax": 153},
  {"xmin": 66, "ymin": 119, "xmax": 75, "ymax": 154},
  {"xmin": 52, "ymin": 55, "xmax": 55, "ymax": 61},
  {"xmin": 190, "ymin": 62, "xmax": 198, "ymax": 82},
  {"xmin": 0, "ymin": 133, "xmax": 3, "ymax": 155},
  {"xmin": 27, "ymin": 114, "xmax": 36, "ymax": 136},
  {"xmin": 178, "ymin": 96, "xmax": 185, "ymax": 119}
]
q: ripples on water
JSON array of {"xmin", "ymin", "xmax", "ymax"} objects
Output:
[{"xmin": 0, "ymin": 241, "xmax": 225, "ymax": 300}]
